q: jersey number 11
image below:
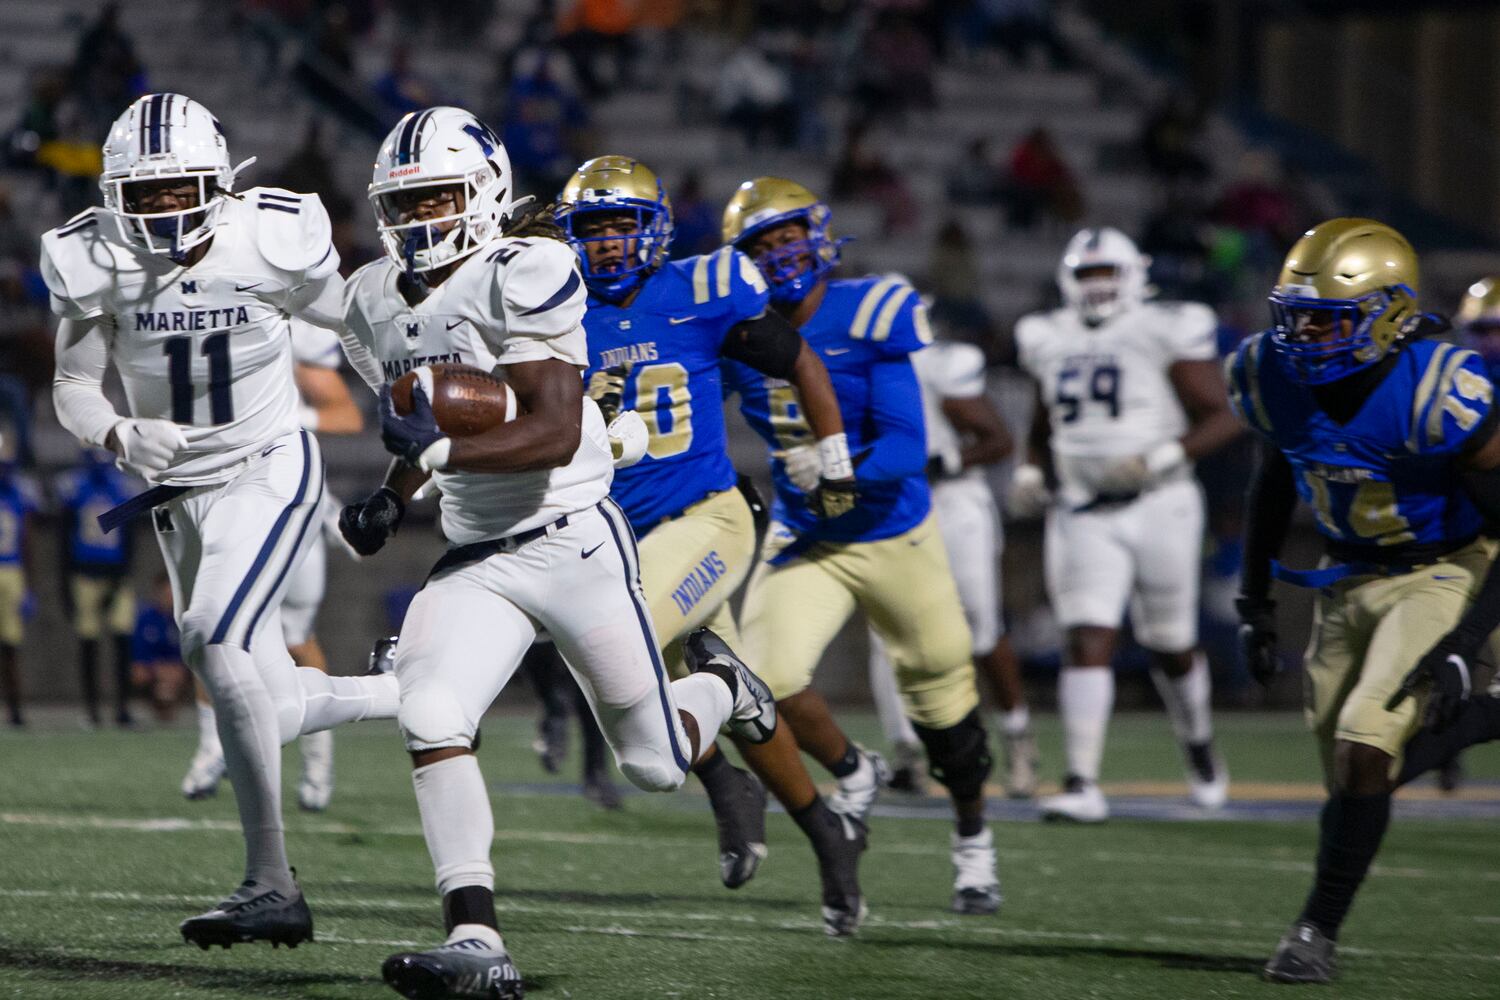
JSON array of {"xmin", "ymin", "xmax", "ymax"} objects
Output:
[{"xmin": 164, "ymin": 333, "xmax": 233, "ymax": 425}]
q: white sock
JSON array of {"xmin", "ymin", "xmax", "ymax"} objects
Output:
[
  {"xmin": 200, "ymin": 644, "xmax": 291, "ymax": 891},
  {"xmin": 1059, "ymin": 667, "xmax": 1113, "ymax": 784},
  {"xmin": 412, "ymin": 755, "xmax": 495, "ymax": 896},
  {"xmin": 296, "ymin": 668, "xmax": 400, "ymax": 733},
  {"xmin": 196, "ymin": 701, "xmax": 222, "ymax": 756},
  {"xmin": 1150, "ymin": 652, "xmax": 1213, "ymax": 746},
  {"xmin": 668, "ymin": 673, "xmax": 733, "ymax": 760},
  {"xmin": 999, "ymin": 705, "xmax": 1031, "ymax": 737},
  {"xmin": 447, "ymin": 923, "xmax": 503, "ymax": 950},
  {"xmin": 868, "ymin": 634, "xmax": 920, "ymax": 747},
  {"xmin": 299, "ymin": 729, "xmax": 333, "ymax": 783}
]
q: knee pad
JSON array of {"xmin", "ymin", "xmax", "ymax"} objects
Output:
[
  {"xmin": 178, "ymin": 607, "xmax": 220, "ymax": 667},
  {"xmin": 912, "ymin": 709, "xmax": 993, "ymax": 801},
  {"xmin": 616, "ymin": 746, "xmax": 686, "ymax": 793},
  {"xmin": 398, "ymin": 685, "xmax": 474, "ymax": 751},
  {"xmin": 274, "ymin": 691, "xmax": 305, "ymax": 746}
]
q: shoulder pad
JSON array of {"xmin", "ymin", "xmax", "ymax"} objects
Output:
[
  {"xmin": 846, "ymin": 274, "xmax": 928, "ymax": 354},
  {"xmin": 493, "ymin": 238, "xmax": 585, "ymax": 325},
  {"xmin": 1225, "ymin": 331, "xmax": 1276, "ymax": 436},
  {"xmin": 684, "ymin": 248, "xmax": 769, "ymax": 315},
  {"xmin": 39, "ymin": 210, "xmax": 119, "ymax": 320},
  {"xmin": 246, "ymin": 188, "xmax": 338, "ymax": 278},
  {"xmin": 1409, "ymin": 344, "xmax": 1495, "ymax": 454}
]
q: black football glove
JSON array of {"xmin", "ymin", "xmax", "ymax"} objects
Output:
[
  {"xmin": 587, "ymin": 364, "xmax": 629, "ymax": 426},
  {"xmin": 1387, "ymin": 639, "xmax": 1473, "ymax": 731},
  {"xmin": 807, "ymin": 476, "xmax": 858, "ymax": 519},
  {"xmin": 338, "ymin": 486, "xmax": 406, "ymax": 557},
  {"xmin": 1235, "ymin": 596, "xmax": 1280, "ymax": 686}
]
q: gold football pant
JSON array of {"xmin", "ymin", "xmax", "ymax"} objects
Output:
[
  {"xmin": 0, "ymin": 565, "xmax": 24, "ymax": 645},
  {"xmin": 1303, "ymin": 537, "xmax": 1495, "ymax": 778},
  {"xmin": 740, "ymin": 513, "xmax": 978, "ymax": 729},
  {"xmin": 71, "ymin": 574, "xmax": 136, "ymax": 640},
  {"xmin": 636, "ymin": 489, "xmax": 757, "ymax": 679}
]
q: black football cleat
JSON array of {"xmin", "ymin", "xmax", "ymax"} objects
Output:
[
  {"xmin": 1263, "ymin": 920, "xmax": 1336, "ymax": 984},
  {"xmin": 583, "ymin": 769, "xmax": 624, "ymax": 811},
  {"xmin": 708, "ymin": 764, "xmax": 768, "ymax": 888},
  {"xmin": 684, "ymin": 628, "xmax": 777, "ymax": 744},
  {"xmin": 815, "ymin": 810, "xmax": 868, "ymax": 937},
  {"xmin": 383, "ymin": 937, "xmax": 524, "ymax": 999},
  {"xmin": 180, "ymin": 878, "xmax": 314, "ymax": 950}
]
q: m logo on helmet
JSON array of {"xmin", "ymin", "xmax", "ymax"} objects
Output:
[{"xmin": 462, "ymin": 122, "xmax": 501, "ymax": 160}]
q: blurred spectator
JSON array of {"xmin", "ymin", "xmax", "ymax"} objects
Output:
[
  {"xmin": 294, "ymin": 4, "xmax": 385, "ymax": 137},
  {"xmin": 558, "ymin": 0, "xmax": 639, "ymax": 97},
  {"xmin": 963, "ymin": 0, "xmax": 1069, "ymax": 68},
  {"xmin": 1140, "ymin": 94, "xmax": 1209, "ymax": 184},
  {"xmin": 853, "ymin": 11, "xmax": 935, "ymax": 119},
  {"xmin": 372, "ymin": 46, "xmax": 444, "ymax": 125},
  {"xmin": 1213, "ymin": 150, "xmax": 1296, "ymax": 261},
  {"xmin": 716, "ymin": 37, "xmax": 797, "ymax": 151},
  {"xmin": 668, "ymin": 172, "xmax": 718, "ymax": 259},
  {"xmin": 947, "ymin": 138, "xmax": 1003, "ymax": 206},
  {"xmin": 501, "ymin": 47, "xmax": 592, "ymax": 203},
  {"xmin": 273, "ymin": 122, "xmax": 354, "ymax": 224},
  {"xmin": 831, "ymin": 124, "xmax": 918, "ymax": 235},
  {"xmin": 926, "ymin": 219, "xmax": 992, "ymax": 341},
  {"xmin": 1003, "ymin": 126, "xmax": 1083, "ymax": 229},
  {"xmin": 14, "ymin": 73, "xmax": 101, "ymax": 217},
  {"xmin": 132, "ymin": 575, "xmax": 189, "ymax": 723},
  {"xmin": 57, "ymin": 449, "xmax": 138, "ymax": 728},
  {"xmin": 70, "ymin": 3, "xmax": 146, "ymax": 139},
  {"xmin": 0, "ymin": 460, "xmax": 37, "ymax": 728}
]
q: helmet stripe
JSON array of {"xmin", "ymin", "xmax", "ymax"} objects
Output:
[
  {"xmin": 395, "ymin": 112, "xmax": 420, "ymax": 165},
  {"xmin": 146, "ymin": 93, "xmax": 166, "ymax": 155},
  {"xmin": 411, "ymin": 109, "xmax": 434, "ymax": 162},
  {"xmin": 162, "ymin": 94, "xmax": 173, "ymax": 153}
]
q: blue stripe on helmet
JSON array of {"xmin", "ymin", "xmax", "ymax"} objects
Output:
[
  {"xmin": 410, "ymin": 109, "xmax": 434, "ymax": 163},
  {"xmin": 147, "ymin": 93, "xmax": 166, "ymax": 155},
  {"xmin": 161, "ymin": 94, "xmax": 173, "ymax": 153}
]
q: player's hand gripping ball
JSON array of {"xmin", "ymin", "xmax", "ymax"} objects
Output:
[{"xmin": 383, "ymin": 364, "xmax": 518, "ymax": 470}]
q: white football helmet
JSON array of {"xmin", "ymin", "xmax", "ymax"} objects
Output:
[
  {"xmin": 1057, "ymin": 227, "xmax": 1150, "ymax": 325},
  {"xmin": 99, "ymin": 94, "xmax": 253, "ymax": 259},
  {"xmin": 369, "ymin": 106, "xmax": 513, "ymax": 277}
]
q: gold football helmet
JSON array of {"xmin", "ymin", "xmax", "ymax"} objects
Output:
[
  {"xmin": 556, "ymin": 155, "xmax": 673, "ymax": 298},
  {"xmin": 722, "ymin": 177, "xmax": 841, "ymax": 303},
  {"xmin": 1268, "ymin": 218, "xmax": 1420, "ymax": 384}
]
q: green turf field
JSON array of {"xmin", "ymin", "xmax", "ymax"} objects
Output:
[{"xmin": 1, "ymin": 711, "xmax": 1496, "ymax": 999}]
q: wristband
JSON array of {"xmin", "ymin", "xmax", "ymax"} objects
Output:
[
  {"xmin": 297, "ymin": 403, "xmax": 320, "ymax": 432},
  {"xmin": 1144, "ymin": 440, "xmax": 1187, "ymax": 477},
  {"xmin": 416, "ymin": 437, "xmax": 452, "ymax": 472},
  {"xmin": 818, "ymin": 432, "xmax": 853, "ymax": 480}
]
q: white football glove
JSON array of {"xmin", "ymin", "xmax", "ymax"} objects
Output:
[
  {"xmin": 774, "ymin": 444, "xmax": 822, "ymax": 492},
  {"xmin": 1007, "ymin": 463, "xmax": 1051, "ymax": 518},
  {"xmin": 112, "ymin": 418, "xmax": 188, "ymax": 477},
  {"xmin": 1095, "ymin": 441, "xmax": 1187, "ymax": 498},
  {"xmin": 608, "ymin": 410, "xmax": 649, "ymax": 469}
]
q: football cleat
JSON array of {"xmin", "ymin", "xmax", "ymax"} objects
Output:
[
  {"xmin": 684, "ymin": 628, "xmax": 776, "ymax": 744},
  {"xmin": 828, "ymin": 746, "xmax": 888, "ymax": 825},
  {"xmin": 1040, "ymin": 774, "xmax": 1109, "ymax": 823},
  {"xmin": 1263, "ymin": 920, "xmax": 1336, "ymax": 984},
  {"xmin": 1437, "ymin": 755, "xmax": 1464, "ymax": 794},
  {"xmin": 950, "ymin": 827, "xmax": 1002, "ymax": 916},
  {"xmin": 1186, "ymin": 742, "xmax": 1229, "ymax": 810},
  {"xmin": 383, "ymin": 937, "xmax": 524, "ymax": 1000},
  {"xmin": 533, "ymin": 713, "xmax": 568, "ymax": 774},
  {"xmin": 181, "ymin": 745, "xmax": 226, "ymax": 800},
  {"xmin": 1002, "ymin": 728, "xmax": 1040, "ymax": 799},
  {"xmin": 180, "ymin": 878, "xmax": 314, "ymax": 950},
  {"xmin": 708, "ymin": 764, "xmax": 768, "ymax": 888},
  {"xmin": 582, "ymin": 769, "xmax": 623, "ymax": 811},
  {"xmin": 298, "ymin": 730, "xmax": 334, "ymax": 813},
  {"xmin": 816, "ymin": 810, "xmax": 868, "ymax": 937},
  {"xmin": 884, "ymin": 742, "xmax": 927, "ymax": 795}
]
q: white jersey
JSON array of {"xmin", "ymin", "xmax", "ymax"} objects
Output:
[
  {"xmin": 342, "ymin": 235, "xmax": 611, "ymax": 544},
  {"xmin": 1016, "ymin": 300, "xmax": 1216, "ymax": 507},
  {"xmin": 40, "ymin": 188, "xmax": 340, "ymax": 485},
  {"xmin": 290, "ymin": 315, "xmax": 343, "ymax": 369},
  {"xmin": 912, "ymin": 340, "xmax": 988, "ymax": 486}
]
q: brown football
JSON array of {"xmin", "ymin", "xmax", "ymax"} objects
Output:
[{"xmin": 390, "ymin": 363, "xmax": 517, "ymax": 436}]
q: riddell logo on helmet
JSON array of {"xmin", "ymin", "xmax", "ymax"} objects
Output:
[{"xmin": 390, "ymin": 165, "xmax": 422, "ymax": 178}]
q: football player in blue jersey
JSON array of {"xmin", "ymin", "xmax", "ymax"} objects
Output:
[
  {"xmin": 557, "ymin": 156, "xmax": 871, "ymax": 936},
  {"xmin": 720, "ymin": 177, "xmax": 1001, "ymax": 919},
  {"xmin": 1229, "ymin": 220, "xmax": 1500, "ymax": 983},
  {"xmin": 0, "ymin": 457, "xmax": 35, "ymax": 728}
]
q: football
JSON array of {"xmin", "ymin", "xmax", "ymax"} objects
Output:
[{"xmin": 390, "ymin": 363, "xmax": 517, "ymax": 436}]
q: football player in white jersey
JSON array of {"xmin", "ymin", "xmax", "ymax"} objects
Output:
[
  {"xmin": 1009, "ymin": 227, "xmax": 1242, "ymax": 822},
  {"xmin": 41, "ymin": 93, "xmax": 401, "ymax": 947},
  {"xmin": 869, "ymin": 335, "xmax": 1039, "ymax": 797},
  {"xmin": 180, "ymin": 316, "xmax": 365, "ymax": 811},
  {"xmin": 335, "ymin": 107, "xmax": 777, "ymax": 1000}
]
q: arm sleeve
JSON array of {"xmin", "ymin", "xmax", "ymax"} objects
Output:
[
  {"xmin": 720, "ymin": 310, "xmax": 804, "ymax": 380},
  {"xmin": 52, "ymin": 316, "xmax": 125, "ymax": 448},
  {"xmin": 336, "ymin": 276, "xmax": 386, "ymax": 394},
  {"xmin": 491, "ymin": 240, "xmax": 589, "ymax": 367},
  {"xmin": 1239, "ymin": 441, "xmax": 1298, "ymax": 600},
  {"xmin": 856, "ymin": 357, "xmax": 928, "ymax": 484}
]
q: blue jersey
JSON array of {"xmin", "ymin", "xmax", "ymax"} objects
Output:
[
  {"xmin": 583, "ymin": 247, "xmax": 769, "ymax": 535},
  {"xmin": 57, "ymin": 464, "xmax": 135, "ymax": 570},
  {"xmin": 0, "ymin": 475, "xmax": 34, "ymax": 566},
  {"xmin": 1227, "ymin": 332, "xmax": 1495, "ymax": 556},
  {"xmin": 132, "ymin": 606, "xmax": 180, "ymax": 665},
  {"xmin": 724, "ymin": 275, "xmax": 933, "ymax": 555}
]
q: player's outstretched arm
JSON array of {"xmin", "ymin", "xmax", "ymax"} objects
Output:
[
  {"xmin": 853, "ymin": 358, "xmax": 927, "ymax": 483},
  {"xmin": 443, "ymin": 358, "xmax": 585, "ymax": 474},
  {"xmin": 52, "ymin": 316, "xmax": 124, "ymax": 448},
  {"xmin": 1169, "ymin": 358, "xmax": 1244, "ymax": 462},
  {"xmin": 294, "ymin": 363, "xmax": 364, "ymax": 435}
]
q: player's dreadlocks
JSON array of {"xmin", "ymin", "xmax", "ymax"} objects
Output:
[{"xmin": 501, "ymin": 200, "xmax": 568, "ymax": 243}]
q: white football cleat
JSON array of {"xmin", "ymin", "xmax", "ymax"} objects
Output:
[
  {"xmin": 951, "ymin": 827, "xmax": 1002, "ymax": 915},
  {"xmin": 828, "ymin": 746, "xmax": 889, "ymax": 825},
  {"xmin": 181, "ymin": 745, "xmax": 226, "ymax": 800},
  {"xmin": 1186, "ymin": 742, "xmax": 1228, "ymax": 810},
  {"xmin": 1040, "ymin": 775, "xmax": 1109, "ymax": 823},
  {"xmin": 297, "ymin": 730, "xmax": 334, "ymax": 812},
  {"xmin": 1002, "ymin": 728, "xmax": 1040, "ymax": 799}
]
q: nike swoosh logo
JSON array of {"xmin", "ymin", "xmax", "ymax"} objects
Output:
[
  {"xmin": 447, "ymin": 320, "xmax": 464, "ymax": 331},
  {"xmin": 260, "ymin": 444, "xmax": 284, "ymax": 458},
  {"xmin": 825, "ymin": 347, "xmax": 850, "ymax": 356},
  {"xmin": 235, "ymin": 283, "xmax": 262, "ymax": 292},
  {"xmin": 668, "ymin": 316, "xmax": 696, "ymax": 325},
  {"xmin": 581, "ymin": 542, "xmax": 605, "ymax": 559}
]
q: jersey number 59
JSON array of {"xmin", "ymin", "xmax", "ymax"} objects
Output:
[{"xmin": 1056, "ymin": 362, "xmax": 1120, "ymax": 423}]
